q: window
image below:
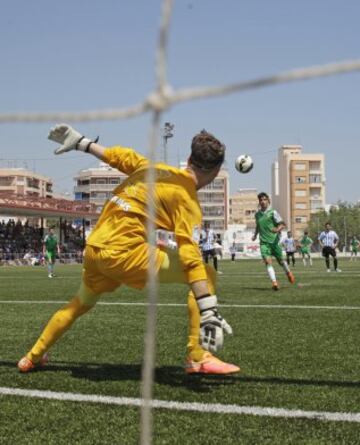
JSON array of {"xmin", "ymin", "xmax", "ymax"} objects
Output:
[
  {"xmin": 309, "ymin": 174, "xmax": 321, "ymax": 183},
  {"xmin": 295, "ymin": 190, "xmax": 306, "ymax": 197},
  {"xmin": 295, "ymin": 203, "xmax": 306, "ymax": 209},
  {"xmin": 295, "ymin": 177, "xmax": 306, "ymax": 184},
  {"xmin": 309, "ymin": 161, "xmax": 321, "ymax": 171},
  {"xmin": 78, "ymin": 179, "xmax": 90, "ymax": 186},
  {"xmin": 91, "ymin": 192, "xmax": 107, "ymax": 199},
  {"xmin": 0, "ymin": 177, "xmax": 13, "ymax": 186},
  {"xmin": 295, "ymin": 216, "xmax": 307, "ymax": 223},
  {"xmin": 94, "ymin": 178, "xmax": 107, "ymax": 185},
  {"xmin": 311, "ymin": 201, "xmax": 323, "ymax": 211},
  {"xmin": 294, "ymin": 163, "xmax": 306, "ymax": 171}
]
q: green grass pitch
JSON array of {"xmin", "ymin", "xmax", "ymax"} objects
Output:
[{"xmin": 0, "ymin": 259, "xmax": 359, "ymax": 444}]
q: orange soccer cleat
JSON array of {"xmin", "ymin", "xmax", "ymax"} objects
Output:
[
  {"xmin": 287, "ymin": 271, "xmax": 295, "ymax": 284},
  {"xmin": 185, "ymin": 352, "xmax": 240, "ymax": 375},
  {"xmin": 17, "ymin": 353, "xmax": 49, "ymax": 373}
]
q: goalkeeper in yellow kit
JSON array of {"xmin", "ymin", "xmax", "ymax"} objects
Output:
[{"xmin": 18, "ymin": 124, "xmax": 239, "ymax": 375}]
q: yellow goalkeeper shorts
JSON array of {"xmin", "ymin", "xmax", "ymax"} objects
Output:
[{"xmin": 81, "ymin": 213, "xmax": 184, "ymax": 300}]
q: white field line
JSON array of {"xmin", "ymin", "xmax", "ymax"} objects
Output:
[
  {"xmin": 0, "ymin": 386, "xmax": 359, "ymax": 423},
  {"xmin": 0, "ymin": 300, "xmax": 360, "ymax": 310},
  {"xmin": 0, "ymin": 272, "xmax": 359, "ymax": 281}
]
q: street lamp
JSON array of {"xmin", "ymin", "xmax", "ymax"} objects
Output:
[{"xmin": 162, "ymin": 122, "xmax": 174, "ymax": 163}]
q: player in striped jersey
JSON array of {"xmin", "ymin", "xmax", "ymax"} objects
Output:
[
  {"xmin": 282, "ymin": 231, "xmax": 297, "ymax": 267},
  {"xmin": 318, "ymin": 222, "xmax": 341, "ymax": 272},
  {"xmin": 201, "ymin": 222, "xmax": 218, "ymax": 272}
]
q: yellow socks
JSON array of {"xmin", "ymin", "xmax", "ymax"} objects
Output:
[
  {"xmin": 186, "ymin": 291, "xmax": 205, "ymax": 361},
  {"xmin": 27, "ymin": 296, "xmax": 93, "ymax": 363}
]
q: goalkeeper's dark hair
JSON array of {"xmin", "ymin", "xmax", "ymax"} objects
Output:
[
  {"xmin": 257, "ymin": 192, "xmax": 270, "ymax": 201},
  {"xmin": 189, "ymin": 130, "xmax": 225, "ymax": 171}
]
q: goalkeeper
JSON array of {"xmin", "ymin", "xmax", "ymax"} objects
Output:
[{"xmin": 18, "ymin": 124, "xmax": 240, "ymax": 375}]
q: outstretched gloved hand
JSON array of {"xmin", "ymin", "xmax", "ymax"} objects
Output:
[{"xmin": 48, "ymin": 123, "xmax": 98, "ymax": 155}]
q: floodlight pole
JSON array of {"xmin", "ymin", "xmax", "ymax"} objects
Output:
[
  {"xmin": 162, "ymin": 122, "xmax": 174, "ymax": 163},
  {"xmin": 344, "ymin": 216, "xmax": 347, "ymax": 252}
]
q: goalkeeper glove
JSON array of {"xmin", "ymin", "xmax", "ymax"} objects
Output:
[
  {"xmin": 48, "ymin": 123, "xmax": 99, "ymax": 155},
  {"xmin": 197, "ymin": 294, "xmax": 233, "ymax": 353}
]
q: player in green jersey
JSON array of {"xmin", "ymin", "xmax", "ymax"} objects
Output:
[
  {"xmin": 299, "ymin": 231, "xmax": 313, "ymax": 266},
  {"xmin": 350, "ymin": 236, "xmax": 359, "ymax": 261},
  {"xmin": 252, "ymin": 192, "xmax": 295, "ymax": 290},
  {"xmin": 43, "ymin": 227, "xmax": 60, "ymax": 278}
]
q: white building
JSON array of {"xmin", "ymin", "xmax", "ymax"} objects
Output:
[{"xmin": 74, "ymin": 163, "xmax": 127, "ymax": 216}]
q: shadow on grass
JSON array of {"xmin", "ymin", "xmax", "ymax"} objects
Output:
[
  {"xmin": 71, "ymin": 362, "xmax": 239, "ymax": 393},
  {"xmin": 0, "ymin": 360, "xmax": 237, "ymax": 393},
  {"xmin": 2, "ymin": 360, "xmax": 360, "ymax": 392}
]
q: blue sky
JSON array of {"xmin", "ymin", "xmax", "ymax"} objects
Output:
[{"xmin": 0, "ymin": 0, "xmax": 359, "ymax": 202}]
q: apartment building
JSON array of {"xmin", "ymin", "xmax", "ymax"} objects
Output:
[
  {"xmin": 0, "ymin": 168, "xmax": 53, "ymax": 198},
  {"xmin": 75, "ymin": 162, "xmax": 230, "ymax": 233},
  {"xmin": 272, "ymin": 145, "xmax": 325, "ymax": 238},
  {"xmin": 197, "ymin": 167, "xmax": 229, "ymax": 233},
  {"xmin": 74, "ymin": 163, "xmax": 127, "ymax": 214},
  {"xmin": 229, "ymin": 188, "xmax": 258, "ymax": 229}
]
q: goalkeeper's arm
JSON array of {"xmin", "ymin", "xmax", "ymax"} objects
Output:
[
  {"xmin": 191, "ymin": 280, "xmax": 233, "ymax": 353},
  {"xmin": 48, "ymin": 123, "xmax": 106, "ymax": 162}
]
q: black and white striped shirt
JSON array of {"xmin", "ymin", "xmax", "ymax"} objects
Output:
[
  {"xmin": 318, "ymin": 230, "xmax": 339, "ymax": 247},
  {"xmin": 202, "ymin": 229, "xmax": 216, "ymax": 252}
]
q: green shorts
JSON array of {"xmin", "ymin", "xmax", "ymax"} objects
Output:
[
  {"xmin": 301, "ymin": 247, "xmax": 310, "ymax": 255},
  {"xmin": 45, "ymin": 250, "xmax": 56, "ymax": 262},
  {"xmin": 352, "ymin": 249, "xmax": 358, "ymax": 254},
  {"xmin": 260, "ymin": 242, "xmax": 283, "ymax": 262}
]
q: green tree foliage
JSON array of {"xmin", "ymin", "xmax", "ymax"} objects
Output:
[{"xmin": 308, "ymin": 202, "xmax": 360, "ymax": 251}]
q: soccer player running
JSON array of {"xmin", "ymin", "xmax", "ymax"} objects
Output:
[
  {"xmin": 43, "ymin": 227, "xmax": 60, "ymax": 278},
  {"xmin": 282, "ymin": 231, "xmax": 297, "ymax": 267},
  {"xmin": 18, "ymin": 124, "xmax": 239, "ymax": 375},
  {"xmin": 350, "ymin": 236, "xmax": 360, "ymax": 261},
  {"xmin": 318, "ymin": 222, "xmax": 341, "ymax": 272},
  {"xmin": 201, "ymin": 222, "xmax": 219, "ymax": 272},
  {"xmin": 252, "ymin": 193, "xmax": 295, "ymax": 290},
  {"xmin": 299, "ymin": 230, "xmax": 313, "ymax": 266}
]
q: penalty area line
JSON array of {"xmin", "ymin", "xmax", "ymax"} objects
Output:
[
  {"xmin": 0, "ymin": 386, "xmax": 359, "ymax": 423},
  {"xmin": 0, "ymin": 301, "xmax": 360, "ymax": 310}
]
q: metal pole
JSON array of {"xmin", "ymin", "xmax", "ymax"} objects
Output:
[
  {"xmin": 162, "ymin": 122, "xmax": 174, "ymax": 163},
  {"xmin": 59, "ymin": 217, "xmax": 63, "ymax": 245},
  {"xmin": 344, "ymin": 216, "xmax": 347, "ymax": 253},
  {"xmin": 82, "ymin": 219, "xmax": 86, "ymax": 248}
]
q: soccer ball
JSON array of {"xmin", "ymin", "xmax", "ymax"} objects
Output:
[{"xmin": 235, "ymin": 154, "xmax": 253, "ymax": 173}]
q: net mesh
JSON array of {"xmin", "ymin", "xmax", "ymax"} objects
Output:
[{"xmin": 1, "ymin": 1, "xmax": 360, "ymax": 443}]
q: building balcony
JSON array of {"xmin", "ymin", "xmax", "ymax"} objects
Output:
[
  {"xmin": 26, "ymin": 184, "xmax": 40, "ymax": 190},
  {"xmin": 74, "ymin": 184, "xmax": 117, "ymax": 193}
]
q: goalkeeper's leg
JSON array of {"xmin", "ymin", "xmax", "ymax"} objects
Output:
[
  {"xmin": 159, "ymin": 250, "xmax": 240, "ymax": 374},
  {"xmin": 158, "ymin": 247, "xmax": 208, "ymax": 359},
  {"xmin": 18, "ymin": 283, "xmax": 100, "ymax": 372},
  {"xmin": 186, "ymin": 264, "xmax": 216, "ymax": 361}
]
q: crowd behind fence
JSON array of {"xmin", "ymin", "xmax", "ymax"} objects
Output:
[{"xmin": 0, "ymin": 219, "xmax": 84, "ymax": 265}]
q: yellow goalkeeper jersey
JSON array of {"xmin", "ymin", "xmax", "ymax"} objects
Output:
[{"xmin": 87, "ymin": 146, "xmax": 206, "ymax": 283}]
